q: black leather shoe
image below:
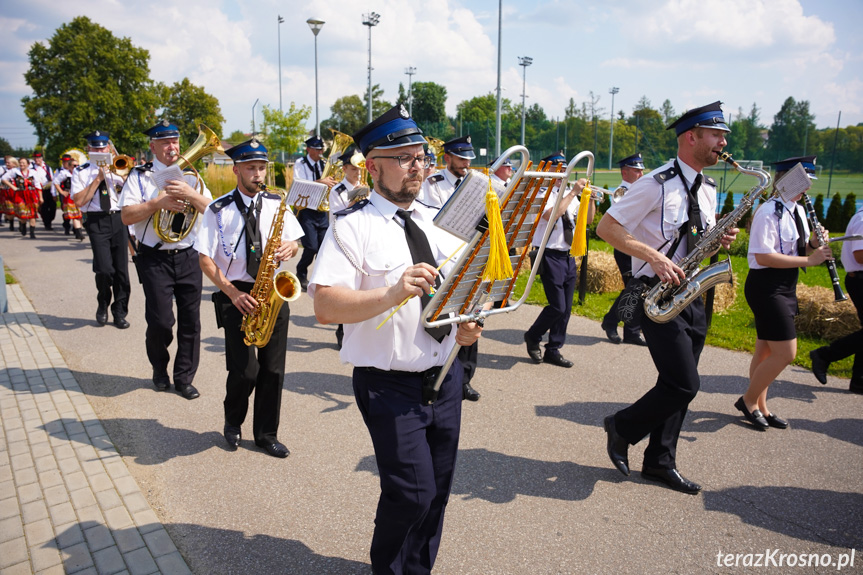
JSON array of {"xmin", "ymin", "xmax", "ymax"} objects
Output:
[
  {"xmin": 809, "ymin": 349, "xmax": 829, "ymax": 385},
  {"xmin": 96, "ymin": 307, "xmax": 108, "ymax": 325},
  {"xmin": 463, "ymin": 382, "xmax": 481, "ymax": 401},
  {"xmin": 543, "ymin": 351, "xmax": 573, "ymax": 368},
  {"xmin": 298, "ymin": 275, "xmax": 309, "ymax": 292},
  {"xmin": 734, "ymin": 397, "xmax": 769, "ymax": 431},
  {"xmin": 623, "ymin": 335, "xmax": 647, "ymax": 347},
  {"xmin": 850, "ymin": 383, "xmax": 863, "ymax": 395},
  {"xmin": 764, "ymin": 413, "xmax": 788, "ymax": 429},
  {"xmin": 113, "ymin": 317, "xmax": 130, "ymax": 329},
  {"xmin": 224, "ymin": 425, "xmax": 241, "ymax": 449},
  {"xmin": 603, "ymin": 415, "xmax": 630, "ymax": 476},
  {"xmin": 524, "ymin": 333, "xmax": 542, "ymax": 364},
  {"xmin": 152, "ymin": 373, "xmax": 170, "ymax": 391},
  {"xmin": 641, "ymin": 466, "xmax": 702, "ymax": 494},
  {"xmin": 256, "ymin": 441, "xmax": 290, "ymax": 458},
  {"xmin": 175, "ymin": 384, "xmax": 200, "ymax": 400},
  {"xmin": 604, "ymin": 327, "xmax": 622, "ymax": 344}
]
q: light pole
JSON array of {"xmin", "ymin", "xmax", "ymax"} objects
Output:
[
  {"xmin": 495, "ymin": 0, "xmax": 502, "ymax": 157},
  {"xmin": 518, "ymin": 56, "xmax": 532, "ymax": 146},
  {"xmin": 252, "ymin": 98, "xmax": 259, "ymax": 136},
  {"xmin": 363, "ymin": 12, "xmax": 380, "ymax": 123},
  {"xmin": 404, "ymin": 66, "xmax": 416, "ymax": 116},
  {"xmin": 277, "ymin": 15, "xmax": 284, "ymax": 111},
  {"xmin": 306, "ymin": 18, "xmax": 325, "ymax": 138},
  {"xmin": 608, "ymin": 86, "xmax": 619, "ymax": 170}
]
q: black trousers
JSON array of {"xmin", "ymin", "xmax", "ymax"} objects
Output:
[
  {"xmin": 39, "ymin": 190, "xmax": 56, "ymax": 228},
  {"xmin": 614, "ymin": 299, "xmax": 706, "ymax": 469},
  {"xmin": 84, "ymin": 211, "xmax": 130, "ymax": 318},
  {"xmin": 296, "ymin": 208, "xmax": 329, "ymax": 279},
  {"xmin": 353, "ymin": 359, "xmax": 463, "ymax": 575},
  {"xmin": 138, "ymin": 246, "xmax": 202, "ymax": 386},
  {"xmin": 819, "ymin": 274, "xmax": 862, "ymax": 383},
  {"xmin": 526, "ymin": 250, "xmax": 577, "ymax": 351},
  {"xmin": 214, "ymin": 284, "xmax": 290, "ymax": 444},
  {"xmin": 602, "ymin": 248, "xmax": 641, "ymax": 339}
]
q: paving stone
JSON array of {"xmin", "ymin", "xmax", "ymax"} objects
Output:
[
  {"xmin": 95, "ymin": 489, "xmax": 122, "ymax": 511},
  {"xmin": 58, "ymin": 456, "xmax": 83, "ymax": 477},
  {"xmin": 1, "ymin": 561, "xmax": 34, "ymax": 575},
  {"xmin": 7, "ymin": 440, "xmax": 29, "ymax": 457},
  {"xmin": 84, "ymin": 523, "xmax": 115, "ymax": 553},
  {"xmin": 64, "ymin": 471, "xmax": 89, "ymax": 492},
  {"xmin": 0, "ymin": 514, "xmax": 24, "ymax": 544},
  {"xmin": 38, "ymin": 469, "xmax": 63, "ymax": 489},
  {"xmin": 75, "ymin": 505, "xmax": 105, "ymax": 525},
  {"xmin": 154, "ymin": 551, "xmax": 191, "ymax": 575},
  {"xmin": 88, "ymin": 473, "xmax": 113, "ymax": 494},
  {"xmin": 21, "ymin": 499, "xmax": 49, "ymax": 523},
  {"xmin": 112, "ymin": 527, "xmax": 145, "ymax": 554},
  {"xmin": 48, "ymin": 501, "xmax": 77, "ymax": 527},
  {"xmin": 69, "ymin": 488, "xmax": 97, "ymax": 511},
  {"xmin": 111, "ymin": 476, "xmax": 140, "ymax": 497},
  {"xmin": 29, "ymin": 542, "xmax": 63, "ymax": 572},
  {"xmin": 13, "ymin": 466, "xmax": 37, "ymax": 487},
  {"xmin": 123, "ymin": 546, "xmax": 158, "ymax": 575},
  {"xmin": 43, "ymin": 484, "xmax": 69, "ymax": 507},
  {"xmin": 61, "ymin": 541, "xmax": 95, "ymax": 573},
  {"xmin": 132, "ymin": 510, "xmax": 160, "ymax": 534},
  {"xmin": 103, "ymin": 507, "xmax": 134, "ymax": 531},
  {"xmin": 93, "ymin": 545, "xmax": 126, "ymax": 575},
  {"xmin": 35, "ymin": 563, "xmax": 68, "ymax": 575},
  {"xmin": 31, "ymin": 442, "xmax": 53, "ymax": 459},
  {"xmin": 17, "ymin": 481, "xmax": 43, "ymax": 504},
  {"xmin": 24, "ymin": 517, "xmax": 55, "ymax": 546},
  {"xmin": 35, "ymin": 455, "xmax": 59, "ymax": 473},
  {"xmin": 54, "ymin": 522, "xmax": 84, "ymax": 549},
  {"xmin": 142, "ymin": 527, "xmax": 176, "ymax": 558},
  {"xmin": 121, "ymin": 493, "xmax": 150, "ymax": 514},
  {"xmin": 0, "ymin": 536, "xmax": 29, "ymax": 569}
]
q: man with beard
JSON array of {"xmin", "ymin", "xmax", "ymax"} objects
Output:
[
  {"xmin": 293, "ymin": 136, "xmax": 337, "ymax": 291},
  {"xmin": 309, "ymin": 104, "xmax": 483, "ymax": 575},
  {"xmin": 596, "ymin": 101, "xmax": 738, "ymax": 494}
]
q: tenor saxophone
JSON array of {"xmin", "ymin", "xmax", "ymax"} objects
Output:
[
  {"xmin": 643, "ymin": 152, "xmax": 771, "ymax": 323},
  {"xmin": 242, "ymin": 184, "xmax": 302, "ymax": 348}
]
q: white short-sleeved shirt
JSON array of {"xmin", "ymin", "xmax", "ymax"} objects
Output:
[
  {"xmin": 419, "ymin": 168, "xmax": 460, "ymax": 208},
  {"xmin": 31, "ymin": 163, "xmax": 53, "ymax": 193},
  {"xmin": 54, "ymin": 168, "xmax": 73, "ymax": 195},
  {"xmin": 1, "ymin": 168, "xmax": 43, "ymax": 189},
  {"xmin": 119, "ymin": 159, "xmax": 213, "ymax": 249},
  {"xmin": 327, "ymin": 178, "xmax": 356, "ymax": 224},
  {"xmin": 293, "ymin": 155, "xmax": 324, "ymax": 182},
  {"xmin": 747, "ymin": 197, "xmax": 811, "ymax": 269},
  {"xmin": 841, "ymin": 208, "xmax": 863, "ymax": 272},
  {"xmin": 195, "ymin": 188, "xmax": 304, "ymax": 282},
  {"xmin": 70, "ymin": 163, "xmax": 126, "ymax": 212},
  {"xmin": 531, "ymin": 186, "xmax": 582, "ymax": 251},
  {"xmin": 308, "ymin": 192, "xmax": 464, "ymax": 372},
  {"xmin": 606, "ymin": 158, "xmax": 717, "ymax": 279}
]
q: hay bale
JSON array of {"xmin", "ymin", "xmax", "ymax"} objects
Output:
[
  {"xmin": 576, "ymin": 251, "xmax": 624, "ymax": 293},
  {"xmin": 702, "ymin": 272, "xmax": 738, "ymax": 314},
  {"xmin": 795, "ymin": 284, "xmax": 861, "ymax": 339}
]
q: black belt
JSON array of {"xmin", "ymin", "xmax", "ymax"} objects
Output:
[
  {"xmin": 543, "ymin": 248, "xmax": 571, "ymax": 257},
  {"xmin": 138, "ymin": 244, "xmax": 193, "ymax": 256},
  {"xmin": 848, "ymin": 271, "xmax": 859, "ymax": 278},
  {"xmin": 361, "ymin": 366, "xmax": 439, "ymax": 378},
  {"xmin": 87, "ymin": 210, "xmax": 121, "ymax": 216}
]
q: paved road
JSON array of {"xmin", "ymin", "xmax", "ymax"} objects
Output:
[{"xmin": 1, "ymin": 225, "xmax": 861, "ymax": 574}]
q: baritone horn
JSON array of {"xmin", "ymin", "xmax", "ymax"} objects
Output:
[
  {"xmin": 316, "ymin": 129, "xmax": 355, "ymax": 212},
  {"xmin": 153, "ymin": 124, "xmax": 225, "ymax": 243}
]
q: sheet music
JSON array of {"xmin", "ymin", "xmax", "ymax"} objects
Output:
[
  {"xmin": 151, "ymin": 164, "xmax": 184, "ymax": 192},
  {"xmin": 775, "ymin": 162, "xmax": 812, "ymax": 202},
  {"xmin": 88, "ymin": 152, "xmax": 113, "ymax": 168},
  {"xmin": 434, "ymin": 171, "xmax": 504, "ymax": 242},
  {"xmin": 287, "ymin": 179, "xmax": 328, "ymax": 210}
]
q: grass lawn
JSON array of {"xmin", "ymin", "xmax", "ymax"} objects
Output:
[{"xmin": 511, "ymin": 238, "xmax": 856, "ymax": 380}]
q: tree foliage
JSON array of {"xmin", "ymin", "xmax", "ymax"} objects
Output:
[
  {"xmin": 766, "ymin": 97, "xmax": 816, "ymax": 162},
  {"xmin": 410, "ymin": 82, "xmax": 448, "ymax": 126},
  {"xmin": 0, "ymin": 138, "xmax": 14, "ymax": 158},
  {"xmin": 321, "ymin": 95, "xmax": 367, "ymax": 137},
  {"xmin": 259, "ymin": 103, "xmax": 311, "ymax": 157},
  {"xmin": 157, "ymin": 78, "xmax": 224, "ymax": 148},
  {"xmin": 22, "ymin": 16, "xmax": 158, "ymax": 160}
]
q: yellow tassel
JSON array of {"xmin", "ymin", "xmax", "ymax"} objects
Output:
[
  {"xmin": 570, "ymin": 181, "xmax": 593, "ymax": 258},
  {"xmin": 483, "ymin": 179, "xmax": 513, "ymax": 281}
]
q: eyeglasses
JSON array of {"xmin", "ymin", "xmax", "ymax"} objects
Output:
[{"xmin": 373, "ymin": 154, "xmax": 432, "ymax": 169}]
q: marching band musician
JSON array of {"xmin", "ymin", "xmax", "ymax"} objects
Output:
[
  {"xmin": 736, "ymin": 156, "xmax": 832, "ymax": 430},
  {"xmin": 31, "ymin": 151, "xmax": 55, "ymax": 231},
  {"xmin": 309, "ymin": 104, "xmax": 483, "ymax": 575},
  {"xmin": 419, "ymin": 135, "xmax": 482, "ymax": 401},
  {"xmin": 601, "ymin": 153, "xmax": 647, "ymax": 346},
  {"xmin": 596, "ymin": 101, "xmax": 738, "ymax": 494},
  {"xmin": 72, "ymin": 130, "xmax": 132, "ymax": 329},
  {"xmin": 197, "ymin": 139, "xmax": 303, "ymax": 459},
  {"xmin": 1, "ymin": 157, "xmax": 44, "ymax": 238},
  {"xmin": 523, "ymin": 153, "xmax": 593, "ymax": 368},
  {"xmin": 327, "ymin": 146, "xmax": 362, "ymax": 221},
  {"xmin": 293, "ymin": 135, "xmax": 337, "ymax": 291},
  {"xmin": 120, "ymin": 121, "xmax": 213, "ymax": 400},
  {"xmin": 810, "ymin": 201, "xmax": 863, "ymax": 394},
  {"xmin": 53, "ymin": 153, "xmax": 85, "ymax": 240},
  {"xmin": 489, "ymin": 155, "xmax": 514, "ymax": 187}
]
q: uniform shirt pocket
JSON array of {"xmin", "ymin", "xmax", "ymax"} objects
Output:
[
  {"xmin": 662, "ymin": 195, "xmax": 687, "ymax": 240},
  {"xmin": 365, "ymin": 249, "xmax": 407, "ymax": 287}
]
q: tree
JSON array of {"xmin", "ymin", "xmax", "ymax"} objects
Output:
[
  {"xmin": 158, "ymin": 78, "xmax": 224, "ymax": 148},
  {"xmin": 824, "ymin": 193, "xmax": 843, "ymax": 231},
  {"xmin": 321, "ymin": 95, "xmax": 367, "ymax": 137},
  {"xmin": 813, "ymin": 193, "xmax": 825, "ymax": 223},
  {"xmin": 410, "ymin": 82, "xmax": 447, "ymax": 126},
  {"xmin": 727, "ymin": 103, "xmax": 765, "ymax": 160},
  {"xmin": 721, "ymin": 189, "xmax": 735, "ymax": 216},
  {"xmin": 841, "ymin": 193, "xmax": 857, "ymax": 230},
  {"xmin": 226, "ymin": 130, "xmax": 249, "ymax": 146},
  {"xmin": 259, "ymin": 103, "xmax": 311, "ymax": 158},
  {"xmin": 660, "ymin": 99, "xmax": 676, "ymax": 125},
  {"xmin": 22, "ymin": 16, "xmax": 159, "ymax": 161},
  {"xmin": 0, "ymin": 137, "xmax": 13, "ymax": 158},
  {"xmin": 362, "ymin": 84, "xmax": 391, "ymax": 123},
  {"xmin": 766, "ymin": 97, "xmax": 816, "ymax": 162}
]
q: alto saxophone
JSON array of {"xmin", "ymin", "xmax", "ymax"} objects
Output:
[
  {"xmin": 242, "ymin": 184, "xmax": 302, "ymax": 348},
  {"xmin": 643, "ymin": 152, "xmax": 771, "ymax": 323}
]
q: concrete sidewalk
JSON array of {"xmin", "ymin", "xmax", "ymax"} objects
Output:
[{"xmin": 0, "ymin": 284, "xmax": 189, "ymax": 575}]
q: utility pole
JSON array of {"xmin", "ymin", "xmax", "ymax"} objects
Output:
[
  {"xmin": 518, "ymin": 56, "xmax": 533, "ymax": 146},
  {"xmin": 608, "ymin": 87, "xmax": 619, "ymax": 170},
  {"xmin": 362, "ymin": 12, "xmax": 381, "ymax": 123},
  {"xmin": 404, "ymin": 67, "xmax": 416, "ymax": 116}
]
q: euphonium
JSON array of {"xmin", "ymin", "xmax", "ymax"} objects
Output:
[
  {"xmin": 242, "ymin": 183, "xmax": 302, "ymax": 348},
  {"xmin": 426, "ymin": 136, "xmax": 445, "ymax": 166},
  {"xmin": 154, "ymin": 124, "xmax": 225, "ymax": 243},
  {"xmin": 643, "ymin": 152, "xmax": 771, "ymax": 323},
  {"xmin": 316, "ymin": 129, "xmax": 355, "ymax": 212}
]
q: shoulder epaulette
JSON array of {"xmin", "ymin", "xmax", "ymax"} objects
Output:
[
  {"xmin": 334, "ymin": 183, "xmax": 347, "ymax": 192},
  {"xmin": 414, "ymin": 199, "xmax": 437, "ymax": 210},
  {"xmin": 261, "ymin": 191, "xmax": 280, "ymax": 201},
  {"xmin": 209, "ymin": 194, "xmax": 235, "ymax": 213},
  {"xmin": 132, "ymin": 162, "xmax": 153, "ymax": 173},
  {"xmin": 429, "ymin": 174, "xmax": 445, "ymax": 183},
  {"xmin": 704, "ymin": 175, "xmax": 716, "ymax": 187},
  {"xmin": 333, "ymin": 199, "xmax": 369, "ymax": 218},
  {"xmin": 652, "ymin": 166, "xmax": 677, "ymax": 183},
  {"xmin": 76, "ymin": 163, "xmax": 89, "ymax": 171}
]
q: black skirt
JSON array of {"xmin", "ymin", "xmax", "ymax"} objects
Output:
[{"xmin": 745, "ymin": 267, "xmax": 799, "ymax": 341}]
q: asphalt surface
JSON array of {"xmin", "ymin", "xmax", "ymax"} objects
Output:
[{"xmin": 1, "ymin": 224, "xmax": 861, "ymax": 574}]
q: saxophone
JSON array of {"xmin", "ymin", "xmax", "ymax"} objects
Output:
[
  {"xmin": 242, "ymin": 184, "xmax": 302, "ymax": 348},
  {"xmin": 643, "ymin": 152, "xmax": 771, "ymax": 323}
]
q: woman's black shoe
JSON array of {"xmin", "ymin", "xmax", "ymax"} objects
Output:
[
  {"xmin": 734, "ymin": 397, "xmax": 769, "ymax": 431},
  {"xmin": 764, "ymin": 413, "xmax": 788, "ymax": 429}
]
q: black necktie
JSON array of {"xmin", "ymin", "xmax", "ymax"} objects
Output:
[
  {"xmin": 793, "ymin": 207, "xmax": 808, "ymax": 269},
  {"xmin": 454, "ymin": 178, "xmax": 462, "ymax": 189},
  {"xmin": 313, "ymin": 159, "xmax": 321, "ymax": 181},
  {"xmin": 396, "ymin": 209, "xmax": 451, "ymax": 343},
  {"xmin": 99, "ymin": 178, "xmax": 111, "ymax": 212},
  {"xmin": 562, "ymin": 212, "xmax": 574, "ymax": 246},
  {"xmin": 686, "ymin": 173, "xmax": 704, "ymax": 252},
  {"xmin": 244, "ymin": 195, "xmax": 262, "ymax": 279}
]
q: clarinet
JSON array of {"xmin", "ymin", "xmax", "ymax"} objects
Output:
[{"xmin": 802, "ymin": 193, "xmax": 847, "ymax": 302}]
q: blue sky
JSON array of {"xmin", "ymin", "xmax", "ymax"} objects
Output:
[{"xmin": 1, "ymin": 0, "xmax": 860, "ymax": 150}]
